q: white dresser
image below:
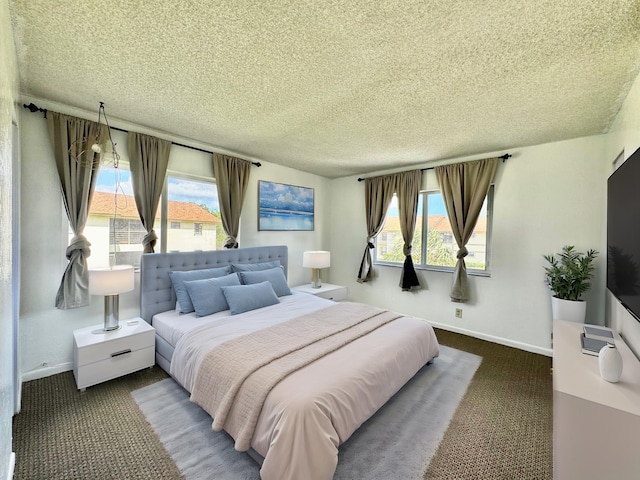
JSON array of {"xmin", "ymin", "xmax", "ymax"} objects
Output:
[
  {"xmin": 553, "ymin": 319, "xmax": 640, "ymax": 479},
  {"xmin": 73, "ymin": 319, "xmax": 155, "ymax": 391},
  {"xmin": 292, "ymin": 283, "xmax": 349, "ymax": 302}
]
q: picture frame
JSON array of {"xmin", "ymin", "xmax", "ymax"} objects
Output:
[{"xmin": 258, "ymin": 180, "xmax": 314, "ymax": 231}]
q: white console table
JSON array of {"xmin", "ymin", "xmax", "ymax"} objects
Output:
[{"xmin": 553, "ymin": 319, "xmax": 640, "ymax": 479}]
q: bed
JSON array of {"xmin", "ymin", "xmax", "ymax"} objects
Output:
[{"xmin": 140, "ymin": 245, "xmax": 440, "ymax": 480}]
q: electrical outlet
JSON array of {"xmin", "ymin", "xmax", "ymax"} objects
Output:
[{"xmin": 455, "ymin": 308, "xmax": 463, "ymax": 318}]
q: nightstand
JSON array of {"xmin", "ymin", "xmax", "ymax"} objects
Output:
[
  {"xmin": 73, "ymin": 318, "xmax": 155, "ymax": 391},
  {"xmin": 292, "ymin": 283, "xmax": 349, "ymax": 302}
]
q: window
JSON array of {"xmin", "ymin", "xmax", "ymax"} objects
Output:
[
  {"xmin": 110, "ymin": 218, "xmax": 146, "ymax": 245},
  {"xmin": 85, "ymin": 168, "xmax": 221, "ymax": 268},
  {"xmin": 374, "ymin": 186, "xmax": 493, "ymax": 273}
]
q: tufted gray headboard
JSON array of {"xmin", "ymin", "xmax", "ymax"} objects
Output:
[{"xmin": 139, "ymin": 245, "xmax": 288, "ymax": 324}]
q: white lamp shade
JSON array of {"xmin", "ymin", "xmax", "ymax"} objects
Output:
[
  {"xmin": 89, "ymin": 265, "xmax": 135, "ymax": 295},
  {"xmin": 303, "ymin": 251, "xmax": 331, "ymax": 269}
]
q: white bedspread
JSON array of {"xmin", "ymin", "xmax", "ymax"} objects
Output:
[
  {"xmin": 153, "ymin": 291, "xmax": 323, "ymax": 348},
  {"xmin": 170, "ymin": 293, "xmax": 440, "ymax": 480}
]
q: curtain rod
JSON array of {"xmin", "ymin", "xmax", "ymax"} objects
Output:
[
  {"xmin": 22, "ymin": 102, "xmax": 262, "ymax": 167},
  {"xmin": 356, "ymin": 153, "xmax": 511, "ymax": 182}
]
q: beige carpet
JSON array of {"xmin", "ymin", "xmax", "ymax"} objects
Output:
[{"xmin": 12, "ymin": 328, "xmax": 552, "ymax": 479}]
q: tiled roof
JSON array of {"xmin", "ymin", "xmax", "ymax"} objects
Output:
[
  {"xmin": 382, "ymin": 215, "xmax": 487, "ymax": 233},
  {"xmin": 89, "ymin": 191, "xmax": 221, "ymax": 223}
]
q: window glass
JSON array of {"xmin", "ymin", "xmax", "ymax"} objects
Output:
[
  {"xmin": 84, "ymin": 169, "xmax": 221, "ymax": 267},
  {"xmin": 85, "ymin": 166, "xmax": 150, "ymax": 268},
  {"xmin": 165, "ymin": 176, "xmax": 221, "ymax": 251},
  {"xmin": 375, "ymin": 195, "xmax": 422, "ymax": 264},
  {"xmin": 375, "ymin": 187, "xmax": 492, "ymax": 272}
]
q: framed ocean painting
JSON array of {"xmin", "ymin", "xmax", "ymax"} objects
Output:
[{"xmin": 258, "ymin": 180, "xmax": 314, "ymax": 231}]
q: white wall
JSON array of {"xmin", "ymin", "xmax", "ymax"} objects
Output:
[
  {"xmin": 328, "ymin": 135, "xmax": 608, "ymax": 355},
  {"xmin": 605, "ymin": 70, "xmax": 640, "ymax": 358},
  {"xmin": 19, "ymin": 98, "xmax": 331, "ymax": 381},
  {"xmin": 17, "ymin": 58, "xmax": 640, "ymax": 379},
  {"xmin": 0, "ymin": 0, "xmax": 18, "ymax": 477}
]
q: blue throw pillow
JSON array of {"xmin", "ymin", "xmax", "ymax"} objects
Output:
[
  {"xmin": 169, "ymin": 266, "xmax": 231, "ymax": 313},
  {"xmin": 220, "ymin": 281, "xmax": 280, "ymax": 315},
  {"xmin": 230, "ymin": 260, "xmax": 281, "ymax": 273},
  {"xmin": 184, "ymin": 273, "xmax": 241, "ymax": 317},
  {"xmin": 238, "ymin": 267, "xmax": 292, "ymax": 297}
]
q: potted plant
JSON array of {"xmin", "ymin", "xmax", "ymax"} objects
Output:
[{"xmin": 543, "ymin": 245, "xmax": 598, "ymax": 323}]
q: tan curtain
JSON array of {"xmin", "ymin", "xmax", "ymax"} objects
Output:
[
  {"xmin": 47, "ymin": 112, "xmax": 107, "ymax": 309},
  {"xmin": 357, "ymin": 175, "xmax": 395, "ymax": 282},
  {"xmin": 128, "ymin": 132, "xmax": 172, "ymax": 253},
  {"xmin": 213, "ymin": 153, "xmax": 252, "ymax": 248},
  {"xmin": 394, "ymin": 170, "xmax": 422, "ymax": 291},
  {"xmin": 435, "ymin": 157, "xmax": 498, "ymax": 302}
]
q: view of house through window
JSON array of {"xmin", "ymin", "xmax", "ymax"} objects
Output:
[
  {"xmin": 165, "ymin": 176, "xmax": 221, "ymax": 252},
  {"xmin": 83, "ymin": 166, "xmax": 222, "ymax": 268},
  {"xmin": 375, "ymin": 187, "xmax": 492, "ymax": 272}
]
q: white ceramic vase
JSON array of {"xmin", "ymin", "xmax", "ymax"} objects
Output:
[
  {"xmin": 599, "ymin": 344, "xmax": 623, "ymax": 383},
  {"xmin": 551, "ymin": 297, "xmax": 587, "ymax": 323}
]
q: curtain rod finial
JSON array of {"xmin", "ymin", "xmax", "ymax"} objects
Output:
[{"xmin": 23, "ymin": 102, "xmax": 47, "ymax": 117}]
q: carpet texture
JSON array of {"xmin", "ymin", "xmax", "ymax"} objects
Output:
[
  {"xmin": 131, "ymin": 345, "xmax": 481, "ymax": 480},
  {"xmin": 425, "ymin": 330, "xmax": 553, "ymax": 480},
  {"xmin": 12, "ymin": 328, "xmax": 553, "ymax": 479}
]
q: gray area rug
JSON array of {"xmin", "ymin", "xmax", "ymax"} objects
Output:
[{"xmin": 132, "ymin": 345, "xmax": 481, "ymax": 480}]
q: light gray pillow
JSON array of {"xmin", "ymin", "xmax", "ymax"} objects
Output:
[
  {"xmin": 169, "ymin": 266, "xmax": 231, "ymax": 313},
  {"xmin": 238, "ymin": 267, "xmax": 292, "ymax": 297},
  {"xmin": 220, "ymin": 281, "xmax": 280, "ymax": 315},
  {"xmin": 230, "ymin": 260, "xmax": 281, "ymax": 273},
  {"xmin": 184, "ymin": 273, "xmax": 241, "ymax": 317}
]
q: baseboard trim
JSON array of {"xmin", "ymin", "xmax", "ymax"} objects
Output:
[
  {"xmin": 7, "ymin": 452, "xmax": 15, "ymax": 480},
  {"xmin": 21, "ymin": 362, "xmax": 73, "ymax": 382},
  {"xmin": 427, "ymin": 321, "xmax": 553, "ymax": 357}
]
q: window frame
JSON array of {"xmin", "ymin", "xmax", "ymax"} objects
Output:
[{"xmin": 374, "ymin": 185, "xmax": 494, "ymax": 277}]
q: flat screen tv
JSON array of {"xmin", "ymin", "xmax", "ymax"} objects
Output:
[{"xmin": 607, "ymin": 146, "xmax": 640, "ymax": 322}]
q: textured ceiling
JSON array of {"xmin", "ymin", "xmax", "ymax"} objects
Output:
[{"xmin": 9, "ymin": 0, "xmax": 640, "ymax": 178}]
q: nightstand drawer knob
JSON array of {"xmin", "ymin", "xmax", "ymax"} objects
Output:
[{"xmin": 111, "ymin": 349, "xmax": 132, "ymax": 357}]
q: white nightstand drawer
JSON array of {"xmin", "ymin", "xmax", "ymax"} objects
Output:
[
  {"xmin": 75, "ymin": 329, "xmax": 154, "ymax": 366},
  {"xmin": 74, "ymin": 346, "xmax": 155, "ymax": 390}
]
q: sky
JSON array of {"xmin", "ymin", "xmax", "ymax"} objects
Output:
[
  {"xmin": 258, "ymin": 181, "xmax": 314, "ymax": 213},
  {"xmin": 96, "ymin": 167, "xmax": 220, "ymax": 212},
  {"xmin": 386, "ymin": 193, "xmax": 487, "ymax": 217}
]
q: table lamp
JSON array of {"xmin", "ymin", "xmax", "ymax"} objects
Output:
[
  {"xmin": 303, "ymin": 251, "xmax": 331, "ymax": 288},
  {"xmin": 89, "ymin": 265, "xmax": 135, "ymax": 333}
]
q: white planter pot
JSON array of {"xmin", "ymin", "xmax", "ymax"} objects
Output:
[
  {"xmin": 551, "ymin": 297, "xmax": 587, "ymax": 323},
  {"xmin": 599, "ymin": 344, "xmax": 623, "ymax": 383}
]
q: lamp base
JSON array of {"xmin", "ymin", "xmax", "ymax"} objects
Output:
[
  {"xmin": 92, "ymin": 325, "xmax": 122, "ymax": 334},
  {"xmin": 92, "ymin": 294, "xmax": 122, "ymax": 334},
  {"xmin": 311, "ymin": 268, "xmax": 322, "ymax": 289}
]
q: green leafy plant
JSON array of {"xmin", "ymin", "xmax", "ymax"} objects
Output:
[{"xmin": 543, "ymin": 245, "xmax": 598, "ymax": 301}]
